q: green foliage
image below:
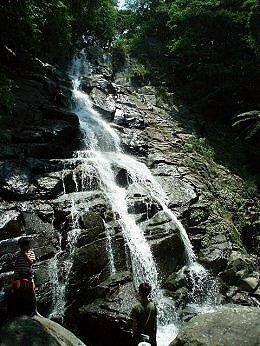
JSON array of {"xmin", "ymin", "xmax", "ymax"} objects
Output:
[
  {"xmin": 132, "ymin": 62, "xmax": 149, "ymax": 84},
  {"xmin": 0, "ymin": 0, "xmax": 118, "ymax": 112},
  {"xmin": 167, "ymin": 0, "xmax": 260, "ymax": 117},
  {"xmin": 116, "ymin": 2, "xmax": 171, "ymax": 84},
  {"xmin": 0, "ymin": 0, "xmax": 117, "ymax": 65},
  {"xmin": 112, "ymin": 38, "xmax": 128, "ymax": 73},
  {"xmin": 0, "ymin": 70, "xmax": 15, "ymax": 112},
  {"xmin": 0, "ymin": 1, "xmax": 40, "ymax": 58},
  {"xmin": 248, "ymin": 1, "xmax": 260, "ymax": 56},
  {"xmin": 89, "ymin": 0, "xmax": 117, "ymax": 41},
  {"xmin": 35, "ymin": 0, "xmax": 73, "ymax": 61},
  {"xmin": 185, "ymin": 136, "xmax": 215, "ymax": 160},
  {"xmin": 116, "ymin": 8, "xmax": 137, "ymax": 35},
  {"xmin": 120, "ymin": 0, "xmax": 260, "ymax": 118},
  {"xmin": 70, "ymin": 0, "xmax": 117, "ymax": 43}
]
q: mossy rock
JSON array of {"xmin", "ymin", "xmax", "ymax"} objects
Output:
[{"xmin": 188, "ymin": 207, "xmax": 209, "ymax": 226}]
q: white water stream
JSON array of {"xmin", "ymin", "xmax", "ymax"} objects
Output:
[
  {"xmin": 49, "ymin": 51, "xmax": 218, "ymax": 344},
  {"xmin": 48, "ymin": 201, "xmax": 82, "ymax": 319}
]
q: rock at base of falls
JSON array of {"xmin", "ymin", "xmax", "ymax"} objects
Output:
[
  {"xmin": 169, "ymin": 306, "xmax": 260, "ymax": 346},
  {"xmin": 0, "ymin": 315, "xmax": 86, "ymax": 346},
  {"xmin": 76, "ymin": 279, "xmax": 134, "ymax": 346}
]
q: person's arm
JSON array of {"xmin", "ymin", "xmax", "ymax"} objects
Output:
[{"xmin": 28, "ymin": 249, "xmax": 36, "ymax": 263}]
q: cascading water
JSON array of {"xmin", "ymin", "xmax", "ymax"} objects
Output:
[
  {"xmin": 70, "ymin": 53, "xmax": 160, "ymax": 296},
  {"xmin": 103, "ymin": 221, "xmax": 116, "ymax": 275},
  {"xmin": 48, "ymin": 164, "xmax": 84, "ymax": 318},
  {"xmin": 65, "ymin": 50, "xmax": 218, "ymax": 344},
  {"xmin": 109, "ymin": 153, "xmax": 219, "ymax": 309}
]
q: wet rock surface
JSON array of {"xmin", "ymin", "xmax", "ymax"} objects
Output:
[
  {"xmin": 77, "ymin": 280, "xmax": 134, "ymax": 346},
  {"xmin": 169, "ymin": 306, "xmax": 260, "ymax": 346},
  {"xmin": 0, "ymin": 48, "xmax": 259, "ymax": 345}
]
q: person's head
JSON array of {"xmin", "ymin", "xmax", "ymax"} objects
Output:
[
  {"xmin": 138, "ymin": 283, "xmax": 151, "ymax": 298},
  {"xmin": 18, "ymin": 237, "xmax": 30, "ymax": 252}
]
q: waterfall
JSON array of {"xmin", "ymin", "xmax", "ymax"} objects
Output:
[
  {"xmin": 48, "ymin": 173, "xmax": 82, "ymax": 319},
  {"xmin": 104, "ymin": 221, "xmax": 116, "ymax": 275},
  {"xmin": 70, "ymin": 54, "xmax": 160, "ymax": 296},
  {"xmin": 106, "ymin": 152, "xmax": 197, "ymax": 264},
  {"xmin": 48, "ymin": 214, "xmax": 81, "ymax": 319},
  {"xmin": 51, "ymin": 51, "xmax": 218, "ymax": 344},
  {"xmin": 108, "ymin": 154, "xmax": 219, "ymax": 308}
]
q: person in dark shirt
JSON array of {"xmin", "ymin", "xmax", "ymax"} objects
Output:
[{"xmin": 130, "ymin": 283, "xmax": 157, "ymax": 346}]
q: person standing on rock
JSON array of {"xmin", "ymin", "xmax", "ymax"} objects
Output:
[
  {"xmin": 130, "ymin": 283, "xmax": 157, "ymax": 346},
  {"xmin": 7, "ymin": 237, "xmax": 37, "ymax": 316},
  {"xmin": 14, "ymin": 237, "xmax": 36, "ymax": 284}
]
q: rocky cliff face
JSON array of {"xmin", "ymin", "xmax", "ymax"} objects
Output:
[{"xmin": 0, "ymin": 47, "xmax": 259, "ymax": 345}]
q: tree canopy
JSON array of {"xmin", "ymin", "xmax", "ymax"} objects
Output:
[
  {"xmin": 1, "ymin": 0, "xmax": 259, "ymax": 145},
  {"xmin": 0, "ymin": 0, "xmax": 117, "ymax": 63},
  {"xmin": 117, "ymin": 0, "xmax": 260, "ymax": 120},
  {"xmin": 0, "ymin": 0, "xmax": 117, "ymax": 112}
]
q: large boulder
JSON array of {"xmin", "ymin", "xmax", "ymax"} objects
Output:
[
  {"xmin": 120, "ymin": 129, "xmax": 148, "ymax": 156},
  {"xmin": 34, "ymin": 171, "xmax": 64, "ymax": 199},
  {"xmin": 12, "ymin": 119, "xmax": 79, "ymax": 146},
  {"xmin": 113, "ymin": 107, "xmax": 146, "ymax": 129},
  {"xmin": 0, "ymin": 315, "xmax": 86, "ymax": 346},
  {"xmin": 0, "ymin": 210, "xmax": 24, "ymax": 241},
  {"xmin": 81, "ymin": 74, "xmax": 113, "ymax": 94},
  {"xmin": 0, "ymin": 161, "xmax": 31, "ymax": 199},
  {"xmin": 200, "ymin": 233, "xmax": 233, "ymax": 273},
  {"xmin": 89, "ymin": 87, "xmax": 116, "ymax": 121},
  {"xmin": 77, "ymin": 281, "xmax": 134, "ymax": 346},
  {"xmin": 169, "ymin": 306, "xmax": 260, "ymax": 346},
  {"xmin": 220, "ymin": 250, "xmax": 255, "ymax": 286}
]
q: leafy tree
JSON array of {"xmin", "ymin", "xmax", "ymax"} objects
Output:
[
  {"xmin": 120, "ymin": 0, "xmax": 260, "ymax": 119},
  {"xmin": 248, "ymin": 1, "xmax": 260, "ymax": 57},
  {"xmin": 35, "ymin": 0, "xmax": 73, "ymax": 62},
  {"xmin": 70, "ymin": 0, "xmax": 117, "ymax": 43},
  {"xmin": 167, "ymin": 0, "xmax": 260, "ymax": 117},
  {"xmin": 0, "ymin": 0, "xmax": 40, "ymax": 59},
  {"xmin": 0, "ymin": 0, "xmax": 118, "ymax": 117},
  {"xmin": 119, "ymin": 1, "xmax": 171, "ymax": 83},
  {"xmin": 0, "ymin": 0, "xmax": 117, "ymax": 65}
]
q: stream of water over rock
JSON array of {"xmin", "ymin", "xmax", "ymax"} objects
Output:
[{"xmin": 49, "ymin": 50, "xmax": 219, "ymax": 345}]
